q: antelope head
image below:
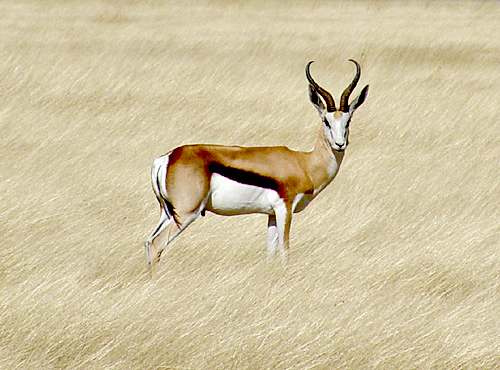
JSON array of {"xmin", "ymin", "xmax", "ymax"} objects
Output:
[{"xmin": 307, "ymin": 59, "xmax": 369, "ymax": 152}]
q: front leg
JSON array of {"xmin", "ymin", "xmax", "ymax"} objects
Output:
[
  {"xmin": 274, "ymin": 203, "xmax": 292, "ymax": 263},
  {"xmin": 267, "ymin": 215, "xmax": 278, "ymax": 259}
]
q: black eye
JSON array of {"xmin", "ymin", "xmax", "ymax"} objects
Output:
[{"xmin": 324, "ymin": 119, "xmax": 330, "ymax": 127}]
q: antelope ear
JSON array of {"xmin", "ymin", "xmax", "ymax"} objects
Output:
[
  {"xmin": 349, "ymin": 85, "xmax": 369, "ymax": 114},
  {"xmin": 309, "ymin": 85, "xmax": 326, "ymax": 117}
]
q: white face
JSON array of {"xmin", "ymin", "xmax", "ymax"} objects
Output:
[{"xmin": 323, "ymin": 111, "xmax": 351, "ymax": 152}]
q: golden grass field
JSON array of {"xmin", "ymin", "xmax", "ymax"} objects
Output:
[{"xmin": 1, "ymin": 0, "xmax": 499, "ymax": 368}]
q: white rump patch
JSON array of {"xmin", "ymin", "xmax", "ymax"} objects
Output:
[{"xmin": 151, "ymin": 152, "xmax": 171, "ymax": 201}]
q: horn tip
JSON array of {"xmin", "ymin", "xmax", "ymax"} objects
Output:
[
  {"xmin": 348, "ymin": 58, "xmax": 360, "ymax": 67},
  {"xmin": 305, "ymin": 61, "xmax": 315, "ymax": 78}
]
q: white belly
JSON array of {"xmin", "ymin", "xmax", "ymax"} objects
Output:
[{"xmin": 206, "ymin": 173, "xmax": 282, "ymax": 216}]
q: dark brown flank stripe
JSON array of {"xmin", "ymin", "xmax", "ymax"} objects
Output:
[{"xmin": 208, "ymin": 162, "xmax": 280, "ymax": 191}]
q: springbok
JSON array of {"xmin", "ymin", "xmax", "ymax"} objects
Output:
[{"xmin": 145, "ymin": 60, "xmax": 369, "ymax": 271}]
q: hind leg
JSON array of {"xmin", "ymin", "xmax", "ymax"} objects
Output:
[
  {"xmin": 145, "ymin": 198, "xmax": 172, "ymax": 267},
  {"xmin": 146, "ymin": 202, "xmax": 169, "ymax": 246},
  {"xmin": 145, "ymin": 220, "xmax": 176, "ymax": 274},
  {"xmin": 145, "ymin": 201, "xmax": 207, "ymax": 273},
  {"xmin": 146, "ymin": 153, "xmax": 211, "ymax": 272}
]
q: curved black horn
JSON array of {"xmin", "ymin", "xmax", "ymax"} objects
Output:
[
  {"xmin": 306, "ymin": 61, "xmax": 336, "ymax": 112},
  {"xmin": 339, "ymin": 59, "xmax": 361, "ymax": 112}
]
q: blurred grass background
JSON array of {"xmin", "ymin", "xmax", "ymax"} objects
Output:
[{"xmin": 1, "ymin": 1, "xmax": 499, "ymax": 368}]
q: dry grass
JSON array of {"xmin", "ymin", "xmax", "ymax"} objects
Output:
[{"xmin": 1, "ymin": 0, "xmax": 499, "ymax": 368}]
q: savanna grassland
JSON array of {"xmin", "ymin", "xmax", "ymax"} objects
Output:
[{"xmin": 1, "ymin": 1, "xmax": 499, "ymax": 368}]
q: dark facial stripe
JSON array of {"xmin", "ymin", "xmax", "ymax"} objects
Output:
[{"xmin": 209, "ymin": 162, "xmax": 280, "ymax": 191}]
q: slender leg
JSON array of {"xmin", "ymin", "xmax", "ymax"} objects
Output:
[
  {"xmin": 146, "ymin": 207, "xmax": 169, "ymax": 246},
  {"xmin": 274, "ymin": 203, "xmax": 292, "ymax": 263},
  {"xmin": 145, "ymin": 218, "xmax": 174, "ymax": 275},
  {"xmin": 145, "ymin": 212, "xmax": 196, "ymax": 274},
  {"xmin": 145, "ymin": 204, "xmax": 171, "ymax": 274},
  {"xmin": 156, "ymin": 209, "xmax": 201, "ymax": 259},
  {"xmin": 145, "ymin": 196, "xmax": 210, "ymax": 274},
  {"xmin": 282, "ymin": 207, "xmax": 292, "ymax": 263},
  {"xmin": 267, "ymin": 215, "xmax": 278, "ymax": 259}
]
